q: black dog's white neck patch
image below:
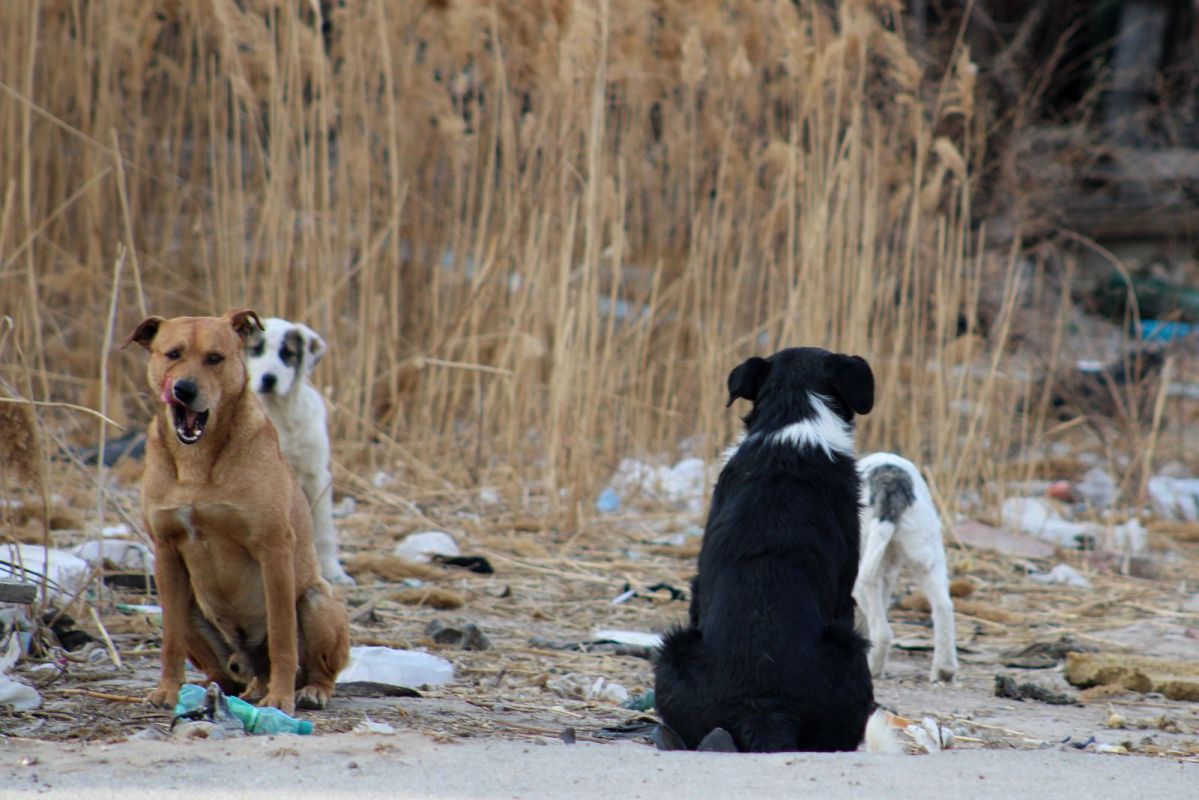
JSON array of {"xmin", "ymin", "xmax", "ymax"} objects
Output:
[{"xmin": 733, "ymin": 392, "xmax": 854, "ymax": 461}]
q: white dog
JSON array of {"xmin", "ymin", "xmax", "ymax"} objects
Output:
[
  {"xmin": 853, "ymin": 452, "xmax": 957, "ymax": 682},
  {"xmin": 245, "ymin": 317, "xmax": 353, "ymax": 585}
]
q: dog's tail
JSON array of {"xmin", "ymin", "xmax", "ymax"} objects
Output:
[
  {"xmin": 863, "ymin": 708, "xmax": 904, "ymax": 754},
  {"xmin": 735, "ymin": 711, "xmax": 800, "ymax": 753}
]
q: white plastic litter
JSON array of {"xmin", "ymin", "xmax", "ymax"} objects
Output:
[
  {"xmin": 0, "ymin": 543, "xmax": 90, "ymax": 601},
  {"xmin": 73, "ymin": 540, "xmax": 154, "ymax": 572},
  {"xmin": 1074, "ymin": 467, "xmax": 1117, "ymax": 509},
  {"xmin": 336, "ymin": 646, "xmax": 453, "ymax": 688},
  {"xmin": 905, "ymin": 716, "xmax": 954, "ymax": 754},
  {"xmin": 605, "ymin": 457, "xmax": 714, "ymax": 514},
  {"xmin": 353, "ymin": 715, "xmax": 396, "ymax": 735},
  {"xmin": 1110, "ymin": 518, "xmax": 1147, "ymax": 552},
  {"xmin": 1000, "ymin": 497, "xmax": 1097, "ymax": 549},
  {"xmin": 0, "ymin": 633, "xmax": 40, "ymax": 711},
  {"xmin": 586, "ymin": 677, "xmax": 629, "ymax": 704},
  {"xmin": 101, "ymin": 523, "xmax": 131, "ymax": 538},
  {"xmin": 1147, "ymin": 476, "xmax": 1199, "ymax": 522},
  {"xmin": 545, "ymin": 673, "xmax": 629, "ymax": 704},
  {"xmin": 1028, "ymin": 564, "xmax": 1092, "ymax": 588},
  {"xmin": 592, "ymin": 630, "xmax": 664, "ymax": 649},
  {"xmin": 393, "ymin": 531, "xmax": 460, "ymax": 563}
]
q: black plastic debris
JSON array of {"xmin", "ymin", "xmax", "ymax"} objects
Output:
[
  {"xmin": 42, "ymin": 610, "xmax": 94, "ymax": 652},
  {"xmin": 334, "ymin": 681, "xmax": 422, "ymax": 698},
  {"xmin": 432, "ymin": 555, "xmax": 494, "ymax": 574}
]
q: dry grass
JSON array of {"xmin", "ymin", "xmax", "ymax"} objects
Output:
[{"xmin": 0, "ymin": 0, "xmax": 1183, "ymax": 526}]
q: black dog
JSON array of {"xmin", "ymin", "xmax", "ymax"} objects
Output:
[{"xmin": 654, "ymin": 347, "xmax": 876, "ymax": 753}]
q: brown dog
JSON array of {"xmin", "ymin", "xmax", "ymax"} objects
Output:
[{"xmin": 125, "ymin": 309, "xmax": 349, "ymax": 714}]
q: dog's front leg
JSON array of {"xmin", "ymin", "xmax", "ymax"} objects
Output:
[
  {"xmin": 257, "ymin": 529, "xmax": 299, "ymax": 714},
  {"xmin": 147, "ymin": 537, "xmax": 192, "ymax": 707}
]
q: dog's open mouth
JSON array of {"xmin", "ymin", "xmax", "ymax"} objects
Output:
[{"xmin": 171, "ymin": 404, "xmax": 209, "ymax": 445}]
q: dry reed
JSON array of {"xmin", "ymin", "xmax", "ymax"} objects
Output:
[{"xmin": 0, "ymin": 1, "xmax": 1178, "ymax": 528}]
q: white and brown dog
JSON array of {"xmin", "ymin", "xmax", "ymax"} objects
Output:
[
  {"xmin": 245, "ymin": 318, "xmax": 353, "ymax": 585},
  {"xmin": 853, "ymin": 452, "xmax": 957, "ymax": 683}
]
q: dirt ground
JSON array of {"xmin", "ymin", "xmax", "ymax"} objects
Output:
[{"xmin": 3, "ymin": 451, "xmax": 1199, "ymax": 797}]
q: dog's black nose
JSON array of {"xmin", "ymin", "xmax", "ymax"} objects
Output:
[
  {"xmin": 172, "ymin": 379, "xmax": 199, "ymax": 405},
  {"xmin": 260, "ymin": 374, "xmax": 276, "ymax": 393}
]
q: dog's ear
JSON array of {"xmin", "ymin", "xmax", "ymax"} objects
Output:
[
  {"xmin": 297, "ymin": 323, "xmax": 327, "ymax": 368},
  {"xmin": 826, "ymin": 354, "xmax": 874, "ymax": 415},
  {"xmin": 224, "ymin": 309, "xmax": 264, "ymax": 341},
  {"xmin": 726, "ymin": 356, "xmax": 772, "ymax": 407},
  {"xmin": 122, "ymin": 316, "xmax": 164, "ymax": 351}
]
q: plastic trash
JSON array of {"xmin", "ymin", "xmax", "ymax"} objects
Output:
[
  {"xmin": 1138, "ymin": 320, "xmax": 1195, "ymax": 343},
  {"xmin": 174, "ymin": 683, "xmax": 313, "ymax": 735},
  {"xmin": 0, "ymin": 633, "xmax": 39, "ymax": 711},
  {"xmin": 353, "ymin": 715, "xmax": 396, "ymax": 735},
  {"xmin": 336, "ymin": 646, "xmax": 453, "ymax": 688},
  {"xmin": 605, "ymin": 456, "xmax": 714, "ymax": 514},
  {"xmin": 1000, "ymin": 497, "xmax": 1098, "ymax": 549},
  {"xmin": 0, "ymin": 544, "xmax": 90, "ymax": 601},
  {"xmin": 595, "ymin": 487, "xmax": 621, "ymax": 514},
  {"xmin": 1028, "ymin": 564, "xmax": 1092, "ymax": 588},
  {"xmin": 393, "ymin": 532, "xmax": 460, "ymax": 563},
  {"xmin": 1073, "ymin": 467, "xmax": 1117, "ymax": 509},
  {"xmin": 591, "ymin": 630, "xmax": 664, "ymax": 649},
  {"xmin": 1147, "ymin": 476, "xmax": 1199, "ymax": 522},
  {"xmin": 73, "ymin": 540, "xmax": 154, "ymax": 572}
]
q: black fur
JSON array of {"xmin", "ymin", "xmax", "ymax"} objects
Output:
[
  {"xmin": 864, "ymin": 464, "xmax": 915, "ymax": 525},
  {"xmin": 654, "ymin": 347, "xmax": 876, "ymax": 752}
]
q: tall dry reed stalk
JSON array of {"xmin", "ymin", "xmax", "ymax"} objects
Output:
[{"xmin": 0, "ymin": 1, "xmax": 1131, "ymax": 526}]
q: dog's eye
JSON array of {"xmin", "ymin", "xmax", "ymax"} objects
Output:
[
  {"xmin": 165, "ymin": 348, "xmax": 182, "ymax": 360},
  {"xmin": 204, "ymin": 353, "xmax": 225, "ymax": 366},
  {"xmin": 249, "ymin": 342, "xmax": 265, "ymax": 357}
]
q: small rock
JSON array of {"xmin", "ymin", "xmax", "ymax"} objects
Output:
[{"xmin": 425, "ymin": 620, "xmax": 493, "ymax": 651}]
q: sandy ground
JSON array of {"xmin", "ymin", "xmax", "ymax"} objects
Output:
[
  {"xmin": 4, "ymin": 447, "xmax": 1199, "ymax": 798},
  {"xmin": 2, "ymin": 729, "xmax": 1197, "ymax": 800}
]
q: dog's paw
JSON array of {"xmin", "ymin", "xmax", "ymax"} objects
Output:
[
  {"xmin": 238, "ymin": 677, "xmax": 265, "ymax": 703},
  {"xmin": 146, "ymin": 684, "xmax": 180, "ymax": 708},
  {"xmin": 295, "ymin": 684, "xmax": 331, "ymax": 710},
  {"xmin": 931, "ymin": 666, "xmax": 957, "ymax": 684},
  {"xmin": 258, "ymin": 690, "xmax": 296, "ymax": 715},
  {"xmin": 325, "ymin": 570, "xmax": 356, "ymax": 587}
]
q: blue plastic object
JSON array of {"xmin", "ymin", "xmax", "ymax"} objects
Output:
[
  {"xmin": 174, "ymin": 683, "xmax": 313, "ymax": 735},
  {"xmin": 595, "ymin": 487, "xmax": 621, "ymax": 514}
]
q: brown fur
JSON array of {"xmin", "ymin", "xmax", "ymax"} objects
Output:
[{"xmin": 126, "ymin": 310, "xmax": 349, "ymax": 714}]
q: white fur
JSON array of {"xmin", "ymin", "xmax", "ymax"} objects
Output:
[
  {"xmin": 246, "ymin": 317, "xmax": 353, "ymax": 586},
  {"xmin": 863, "ymin": 708, "xmax": 904, "ymax": 754},
  {"xmin": 767, "ymin": 394, "xmax": 855, "ymax": 458},
  {"xmin": 853, "ymin": 452, "xmax": 957, "ymax": 683},
  {"xmin": 724, "ymin": 393, "xmax": 854, "ymax": 464}
]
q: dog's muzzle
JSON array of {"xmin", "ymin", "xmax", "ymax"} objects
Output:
[{"xmin": 162, "ymin": 378, "xmax": 210, "ymax": 445}]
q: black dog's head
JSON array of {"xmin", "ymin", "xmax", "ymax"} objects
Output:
[{"xmin": 727, "ymin": 347, "xmax": 874, "ymax": 434}]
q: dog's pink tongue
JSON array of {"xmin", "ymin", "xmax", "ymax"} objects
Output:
[{"xmin": 184, "ymin": 409, "xmax": 199, "ymax": 429}]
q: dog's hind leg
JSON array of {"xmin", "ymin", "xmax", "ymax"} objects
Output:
[
  {"xmin": 183, "ymin": 607, "xmax": 247, "ymax": 697},
  {"xmin": 295, "ymin": 585, "xmax": 350, "ymax": 709},
  {"xmin": 903, "ymin": 534, "xmax": 958, "ymax": 682},
  {"xmin": 853, "ymin": 516, "xmax": 895, "ymax": 678},
  {"xmin": 652, "ymin": 626, "xmax": 710, "ymax": 749},
  {"xmin": 733, "ymin": 713, "xmax": 798, "ymax": 753}
]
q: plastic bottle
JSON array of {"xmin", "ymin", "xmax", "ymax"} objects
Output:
[{"xmin": 175, "ymin": 683, "xmax": 313, "ymax": 735}]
